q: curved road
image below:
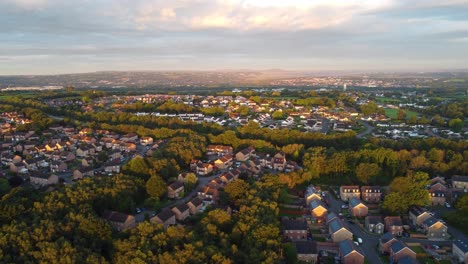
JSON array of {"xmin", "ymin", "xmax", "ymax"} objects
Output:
[{"xmin": 357, "ymin": 121, "xmax": 374, "ymax": 138}]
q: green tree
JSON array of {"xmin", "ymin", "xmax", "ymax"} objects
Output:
[
  {"xmin": 146, "ymin": 174, "xmax": 167, "ymax": 199},
  {"xmin": 397, "ymin": 108, "xmax": 407, "ymax": 120},
  {"xmin": 283, "ymin": 243, "xmax": 298, "ymax": 264},
  {"xmin": 224, "ymin": 179, "xmax": 249, "ymax": 205},
  {"xmin": 0, "ymin": 178, "xmax": 11, "ymax": 196},
  {"xmin": 448, "ymin": 118, "xmax": 464, "ymax": 132},
  {"xmin": 272, "ymin": 110, "xmax": 285, "ymax": 120},
  {"xmin": 382, "ymin": 171, "xmax": 430, "ymax": 214},
  {"xmin": 355, "ymin": 163, "xmax": 380, "ymax": 184}
]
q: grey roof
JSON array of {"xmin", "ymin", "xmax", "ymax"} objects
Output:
[
  {"xmin": 169, "ymin": 181, "xmax": 184, "ymax": 190},
  {"xmin": 282, "ymin": 219, "xmax": 308, "ymax": 231},
  {"xmin": 453, "ymin": 175, "xmax": 468, "ymax": 182},
  {"xmin": 409, "ymin": 206, "xmax": 426, "ymax": 217},
  {"xmin": 390, "ymin": 240, "xmax": 410, "ymax": 254},
  {"xmin": 380, "ymin": 232, "xmax": 395, "ymax": 243},
  {"xmin": 157, "ymin": 208, "xmax": 175, "ymax": 222},
  {"xmin": 310, "ymin": 199, "xmax": 326, "ymax": 210},
  {"xmin": 327, "ymin": 212, "xmax": 338, "ymax": 223},
  {"xmin": 454, "ymin": 239, "xmax": 468, "ymax": 253},
  {"xmin": 366, "ymin": 216, "xmax": 382, "ymax": 225},
  {"xmin": 102, "ymin": 210, "xmax": 131, "ymax": 223},
  {"xmin": 349, "ymin": 197, "xmax": 365, "ymax": 208},
  {"xmin": 189, "ymin": 197, "xmax": 203, "ymax": 207},
  {"xmin": 174, "ymin": 203, "xmax": 189, "ymax": 212},
  {"xmin": 294, "ymin": 241, "xmax": 317, "ymax": 255},
  {"xmin": 329, "ymin": 218, "xmax": 344, "ymax": 233},
  {"xmin": 339, "ymin": 239, "xmax": 363, "ymax": 257},
  {"xmin": 423, "ymin": 216, "xmax": 444, "ymax": 227}
]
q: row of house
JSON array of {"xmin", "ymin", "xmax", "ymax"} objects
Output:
[
  {"xmin": 150, "ymin": 197, "xmax": 204, "ymax": 228},
  {"xmin": 339, "ymin": 186, "xmax": 382, "ymax": 203}
]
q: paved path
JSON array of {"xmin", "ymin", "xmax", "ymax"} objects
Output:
[{"xmin": 357, "ymin": 121, "xmax": 374, "ymax": 138}]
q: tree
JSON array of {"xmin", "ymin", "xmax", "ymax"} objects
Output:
[
  {"xmin": 397, "ymin": 108, "xmax": 407, "ymax": 120},
  {"xmin": 382, "ymin": 171, "xmax": 430, "ymax": 214},
  {"xmin": 448, "ymin": 118, "xmax": 464, "ymax": 132},
  {"xmin": 355, "ymin": 163, "xmax": 380, "ymax": 184},
  {"xmin": 184, "ymin": 173, "xmax": 198, "ymax": 191},
  {"xmin": 124, "ymin": 156, "xmax": 150, "ymax": 177},
  {"xmin": 283, "ymin": 243, "xmax": 298, "ymax": 264},
  {"xmin": 272, "ymin": 110, "xmax": 285, "ymax": 120},
  {"xmin": 0, "ymin": 178, "xmax": 11, "ymax": 196},
  {"xmin": 224, "ymin": 179, "xmax": 249, "ymax": 205},
  {"xmin": 146, "ymin": 174, "xmax": 167, "ymax": 199}
]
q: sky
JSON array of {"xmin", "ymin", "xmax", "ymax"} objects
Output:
[{"xmin": 1, "ymin": 0, "xmax": 468, "ymax": 75}]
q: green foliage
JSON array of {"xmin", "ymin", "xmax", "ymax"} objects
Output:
[
  {"xmin": 382, "ymin": 171, "xmax": 430, "ymax": 214},
  {"xmin": 272, "ymin": 110, "xmax": 285, "ymax": 120},
  {"xmin": 355, "ymin": 163, "xmax": 380, "ymax": 184},
  {"xmin": 0, "ymin": 178, "xmax": 11, "ymax": 197},
  {"xmin": 283, "ymin": 243, "xmax": 298, "ymax": 264},
  {"xmin": 146, "ymin": 174, "xmax": 167, "ymax": 199},
  {"xmin": 448, "ymin": 118, "xmax": 464, "ymax": 132}
]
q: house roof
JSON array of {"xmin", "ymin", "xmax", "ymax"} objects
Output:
[
  {"xmin": 339, "ymin": 239, "xmax": 363, "ymax": 257},
  {"xmin": 327, "ymin": 212, "xmax": 338, "ymax": 223},
  {"xmin": 293, "ymin": 241, "xmax": 317, "ymax": 255},
  {"xmin": 366, "ymin": 216, "xmax": 382, "ymax": 225},
  {"xmin": 189, "ymin": 197, "xmax": 203, "ymax": 207},
  {"xmin": 380, "ymin": 232, "xmax": 395, "ymax": 244},
  {"xmin": 102, "ymin": 210, "xmax": 132, "ymax": 223},
  {"xmin": 454, "ymin": 239, "xmax": 468, "ymax": 253},
  {"xmin": 310, "ymin": 199, "xmax": 326, "ymax": 210},
  {"xmin": 174, "ymin": 203, "xmax": 189, "ymax": 212},
  {"xmin": 157, "ymin": 208, "xmax": 175, "ymax": 222},
  {"xmin": 422, "ymin": 216, "xmax": 444, "ymax": 227},
  {"xmin": 385, "ymin": 216, "xmax": 402, "ymax": 226},
  {"xmin": 390, "ymin": 240, "xmax": 412, "ymax": 255},
  {"xmin": 349, "ymin": 197, "xmax": 365, "ymax": 208},
  {"xmin": 169, "ymin": 181, "xmax": 184, "ymax": 190},
  {"xmin": 329, "ymin": 218, "xmax": 345, "ymax": 233},
  {"xmin": 409, "ymin": 206, "xmax": 427, "ymax": 217},
  {"xmin": 452, "ymin": 175, "xmax": 468, "ymax": 183},
  {"xmin": 282, "ymin": 219, "xmax": 308, "ymax": 231}
]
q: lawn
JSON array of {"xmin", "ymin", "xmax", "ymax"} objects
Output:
[
  {"xmin": 410, "ymin": 246, "xmax": 426, "ymax": 254},
  {"xmin": 383, "ymin": 108, "xmax": 419, "ymax": 119}
]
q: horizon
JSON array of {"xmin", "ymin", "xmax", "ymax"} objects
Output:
[{"xmin": 1, "ymin": 0, "xmax": 468, "ymax": 75}]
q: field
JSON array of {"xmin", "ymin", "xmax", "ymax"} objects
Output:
[{"xmin": 383, "ymin": 108, "xmax": 419, "ymax": 119}]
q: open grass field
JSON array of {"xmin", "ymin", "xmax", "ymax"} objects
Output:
[{"xmin": 384, "ymin": 108, "xmax": 419, "ymax": 119}]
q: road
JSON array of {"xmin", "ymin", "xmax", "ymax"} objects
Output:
[
  {"xmin": 325, "ymin": 191, "xmax": 383, "ymax": 264},
  {"xmin": 135, "ymin": 172, "xmax": 220, "ymax": 223},
  {"xmin": 357, "ymin": 121, "xmax": 374, "ymax": 138}
]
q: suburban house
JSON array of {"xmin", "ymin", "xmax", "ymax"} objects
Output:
[
  {"xmin": 421, "ymin": 217, "xmax": 448, "ymax": 240},
  {"xmin": 348, "ymin": 198, "xmax": 368, "ymax": 217},
  {"xmin": 196, "ymin": 162, "xmax": 213, "ymax": 176},
  {"xmin": 187, "ymin": 197, "xmax": 204, "ymax": 215},
  {"xmin": 384, "ymin": 216, "xmax": 403, "ymax": 236},
  {"xmin": 104, "ymin": 159, "xmax": 121, "ymax": 174},
  {"xmin": 452, "ymin": 175, "xmax": 468, "ymax": 189},
  {"xmin": 206, "ymin": 145, "xmax": 233, "ymax": 156},
  {"xmin": 379, "ymin": 232, "xmax": 398, "ymax": 254},
  {"xmin": 305, "ymin": 185, "xmax": 322, "ymax": 204},
  {"xmin": 235, "ymin": 147, "xmax": 255, "ymax": 162},
  {"xmin": 429, "ymin": 190, "xmax": 446, "ymax": 206},
  {"xmin": 121, "ymin": 133, "xmax": 138, "ymax": 143},
  {"xmin": 430, "ymin": 176, "xmax": 446, "ymax": 186},
  {"xmin": 50, "ymin": 161, "xmax": 67, "ymax": 172},
  {"xmin": 30, "ymin": 172, "xmax": 59, "ymax": 186},
  {"xmin": 150, "ymin": 209, "xmax": 176, "ymax": 229},
  {"xmin": 429, "ymin": 182, "xmax": 447, "ymax": 193},
  {"xmin": 340, "ymin": 186, "xmax": 360, "ymax": 202},
  {"xmin": 214, "ymin": 154, "xmax": 233, "ymax": 169},
  {"xmin": 102, "ymin": 210, "xmax": 136, "ymax": 231},
  {"xmin": 310, "ymin": 199, "xmax": 328, "ymax": 220},
  {"xmin": 339, "ymin": 239, "xmax": 365, "ymax": 264},
  {"xmin": 360, "ymin": 186, "xmax": 382, "ymax": 203},
  {"xmin": 282, "ymin": 219, "xmax": 308, "ymax": 241},
  {"xmin": 272, "ymin": 152, "xmax": 287, "ymax": 171},
  {"xmin": 73, "ymin": 166, "xmax": 94, "ymax": 180},
  {"xmin": 140, "ymin": 136, "xmax": 153, "ymax": 146},
  {"xmin": 365, "ymin": 216, "xmax": 384, "ymax": 234},
  {"xmin": 453, "ymin": 239, "xmax": 468, "ymax": 264},
  {"xmin": 167, "ymin": 181, "xmax": 185, "ymax": 199},
  {"xmin": 409, "ymin": 206, "xmax": 432, "ymax": 226},
  {"xmin": 293, "ymin": 241, "xmax": 318, "ymax": 263},
  {"xmin": 389, "ymin": 240, "xmax": 416, "ymax": 263},
  {"xmin": 329, "ymin": 218, "xmax": 353, "ymax": 243},
  {"xmin": 171, "ymin": 204, "xmax": 190, "ymax": 221}
]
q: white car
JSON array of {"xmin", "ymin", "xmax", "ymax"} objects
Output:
[
  {"xmin": 357, "ymin": 238, "xmax": 363, "ymax": 244},
  {"xmin": 445, "ymin": 202, "xmax": 451, "ymax": 208},
  {"xmin": 341, "ymin": 205, "xmax": 348, "ymax": 209}
]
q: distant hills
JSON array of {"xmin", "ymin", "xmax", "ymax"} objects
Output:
[{"xmin": 0, "ymin": 70, "xmax": 467, "ymax": 89}]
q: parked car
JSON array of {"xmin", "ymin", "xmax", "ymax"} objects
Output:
[
  {"xmin": 357, "ymin": 237, "xmax": 363, "ymax": 244},
  {"xmin": 341, "ymin": 205, "xmax": 348, "ymax": 209},
  {"xmin": 445, "ymin": 202, "xmax": 451, "ymax": 208},
  {"xmin": 432, "ymin": 245, "xmax": 440, "ymax": 250}
]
